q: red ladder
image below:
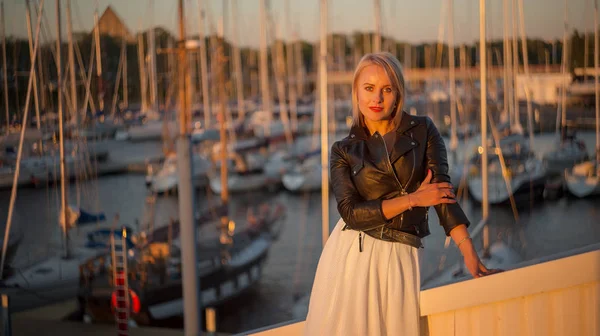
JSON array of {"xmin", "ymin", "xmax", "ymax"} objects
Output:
[{"xmin": 111, "ymin": 227, "xmax": 129, "ymax": 336}]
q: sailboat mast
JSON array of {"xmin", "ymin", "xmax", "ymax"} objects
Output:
[
  {"xmin": 511, "ymin": 0, "xmax": 520, "ymax": 129},
  {"xmin": 295, "ymin": 31, "xmax": 305, "ymax": 97},
  {"xmin": 76, "ymin": 31, "xmax": 96, "ymax": 123},
  {"xmin": 1, "ymin": 1, "xmax": 8, "ymax": 133},
  {"xmin": 197, "ymin": 0, "xmax": 211, "ymax": 128},
  {"xmin": 502, "ymin": 0, "xmax": 512, "ymax": 126},
  {"xmin": 373, "ymin": 0, "xmax": 381, "ymax": 53},
  {"xmin": 66, "ymin": 0, "xmax": 77, "ymax": 125},
  {"xmin": 148, "ymin": 0, "xmax": 158, "ymax": 112},
  {"xmin": 137, "ymin": 34, "xmax": 147, "ymax": 111},
  {"xmin": 123, "ymin": 38, "xmax": 128, "ymax": 108},
  {"xmin": 285, "ymin": 0, "xmax": 299, "ymax": 132},
  {"xmin": 319, "ymin": 0, "xmax": 329, "ymax": 245},
  {"xmin": 175, "ymin": 0, "xmax": 201, "ymax": 332},
  {"xmin": 559, "ymin": 0, "xmax": 569, "ymax": 137},
  {"xmin": 272, "ymin": 25, "xmax": 293, "ymax": 146},
  {"xmin": 217, "ymin": 3, "xmax": 230, "ymax": 207},
  {"xmin": 25, "ymin": 0, "xmax": 42, "ymax": 131},
  {"xmin": 56, "ymin": 0, "xmax": 70, "ymax": 259},
  {"xmin": 595, "ymin": 0, "xmax": 599, "ymax": 166},
  {"xmin": 231, "ymin": 0, "xmax": 245, "ymax": 122},
  {"xmin": 479, "ymin": 0, "xmax": 489, "ymax": 250},
  {"xmin": 259, "ymin": 0, "xmax": 272, "ymax": 135},
  {"xmin": 585, "ymin": 0, "xmax": 590, "ymax": 72},
  {"xmin": 517, "ymin": 0, "xmax": 534, "ymax": 149},
  {"xmin": 36, "ymin": 3, "xmax": 46, "ymax": 114},
  {"xmin": 448, "ymin": 0, "xmax": 458, "ymax": 153},
  {"xmin": 0, "ymin": 0, "xmax": 45, "ymax": 279},
  {"xmin": 94, "ymin": 5, "xmax": 103, "ymax": 111}
]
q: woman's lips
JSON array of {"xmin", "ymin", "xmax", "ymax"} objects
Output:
[{"xmin": 369, "ymin": 107, "xmax": 383, "ymax": 113}]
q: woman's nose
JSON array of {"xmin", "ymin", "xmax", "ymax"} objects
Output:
[{"xmin": 373, "ymin": 91, "xmax": 383, "ymax": 103}]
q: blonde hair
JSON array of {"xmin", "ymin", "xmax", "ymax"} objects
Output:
[{"xmin": 351, "ymin": 52, "xmax": 406, "ymax": 130}]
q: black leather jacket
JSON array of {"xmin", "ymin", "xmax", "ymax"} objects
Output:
[{"xmin": 330, "ymin": 112, "xmax": 470, "ymax": 239}]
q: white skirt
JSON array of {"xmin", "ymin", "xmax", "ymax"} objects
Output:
[{"xmin": 304, "ymin": 218, "xmax": 421, "ymax": 336}]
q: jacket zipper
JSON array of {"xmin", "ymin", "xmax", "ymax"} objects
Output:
[
  {"xmin": 380, "ymin": 133, "xmax": 417, "ymax": 229},
  {"xmin": 354, "ymin": 132, "xmax": 418, "ymax": 252}
]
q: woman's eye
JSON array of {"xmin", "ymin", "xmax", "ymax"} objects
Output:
[
  {"xmin": 384, "ymin": 88, "xmax": 393, "ymax": 93},
  {"xmin": 365, "ymin": 87, "xmax": 373, "ymax": 92}
]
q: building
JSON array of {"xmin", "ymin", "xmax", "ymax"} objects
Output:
[
  {"xmin": 515, "ymin": 73, "xmax": 572, "ymax": 105},
  {"xmin": 92, "ymin": 6, "xmax": 134, "ymax": 42}
]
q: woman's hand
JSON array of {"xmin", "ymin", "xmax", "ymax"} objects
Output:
[
  {"xmin": 451, "ymin": 226, "xmax": 504, "ymax": 279},
  {"xmin": 463, "ymin": 252, "xmax": 504, "ymax": 278},
  {"xmin": 409, "ymin": 170, "xmax": 456, "ymax": 207}
]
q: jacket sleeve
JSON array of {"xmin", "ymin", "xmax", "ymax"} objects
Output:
[
  {"xmin": 424, "ymin": 117, "xmax": 470, "ymax": 235},
  {"xmin": 330, "ymin": 141, "xmax": 390, "ymax": 231}
]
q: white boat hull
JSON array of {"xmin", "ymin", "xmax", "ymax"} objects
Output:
[
  {"xmin": 209, "ymin": 173, "xmax": 277, "ymax": 194},
  {"xmin": 282, "ymin": 166, "xmax": 322, "ymax": 192},
  {"xmin": 2, "ymin": 247, "xmax": 102, "ymax": 290},
  {"xmin": 468, "ymin": 159, "xmax": 546, "ymax": 204},
  {"xmin": 565, "ymin": 172, "xmax": 600, "ymax": 198},
  {"xmin": 150, "ymin": 154, "xmax": 210, "ymax": 193},
  {"xmin": 128, "ymin": 120, "xmax": 177, "ymax": 142}
]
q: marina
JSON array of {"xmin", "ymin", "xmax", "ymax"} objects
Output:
[{"xmin": 0, "ymin": 0, "xmax": 598, "ymax": 334}]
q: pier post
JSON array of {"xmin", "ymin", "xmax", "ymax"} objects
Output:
[{"xmin": 1, "ymin": 294, "xmax": 11, "ymax": 336}]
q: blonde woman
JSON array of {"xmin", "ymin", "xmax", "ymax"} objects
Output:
[{"xmin": 304, "ymin": 52, "xmax": 499, "ymax": 335}]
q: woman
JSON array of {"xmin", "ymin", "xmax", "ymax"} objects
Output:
[{"xmin": 304, "ymin": 52, "xmax": 498, "ymax": 335}]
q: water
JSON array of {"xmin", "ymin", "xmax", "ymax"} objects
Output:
[{"xmin": 1, "ymin": 132, "xmax": 599, "ymax": 334}]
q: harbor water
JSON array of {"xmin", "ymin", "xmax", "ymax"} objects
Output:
[{"xmin": 1, "ymin": 132, "xmax": 599, "ymax": 334}]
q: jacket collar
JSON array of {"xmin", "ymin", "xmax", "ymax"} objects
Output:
[
  {"xmin": 348, "ymin": 112, "xmax": 421, "ymax": 163},
  {"xmin": 348, "ymin": 112, "xmax": 420, "ymax": 140}
]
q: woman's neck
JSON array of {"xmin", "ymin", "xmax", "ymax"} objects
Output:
[{"xmin": 364, "ymin": 119, "xmax": 395, "ymax": 136}]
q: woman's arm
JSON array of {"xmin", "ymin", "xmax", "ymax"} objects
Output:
[
  {"xmin": 330, "ymin": 141, "xmax": 396, "ymax": 231},
  {"xmin": 380, "ymin": 196, "xmax": 414, "ymax": 220},
  {"xmin": 331, "ymin": 141, "xmax": 456, "ymax": 230},
  {"xmin": 422, "ymin": 117, "xmax": 471, "ymax": 235},
  {"xmin": 449, "ymin": 224, "xmax": 501, "ymax": 278},
  {"xmin": 386, "ymin": 168, "xmax": 458, "ymax": 219}
]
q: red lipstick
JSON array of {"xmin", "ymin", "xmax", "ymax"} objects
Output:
[{"xmin": 369, "ymin": 106, "xmax": 383, "ymax": 113}]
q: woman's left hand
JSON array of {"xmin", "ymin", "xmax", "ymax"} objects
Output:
[{"xmin": 464, "ymin": 254, "xmax": 503, "ymax": 278}]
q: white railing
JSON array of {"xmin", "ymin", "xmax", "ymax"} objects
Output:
[{"xmin": 241, "ymin": 244, "xmax": 600, "ymax": 336}]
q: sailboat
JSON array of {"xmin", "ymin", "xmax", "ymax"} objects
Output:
[
  {"xmin": 543, "ymin": 130, "xmax": 589, "ymax": 175},
  {"xmin": 543, "ymin": 2, "xmax": 589, "ymax": 176},
  {"xmin": 208, "ymin": 1, "xmax": 297, "ymax": 195},
  {"xmin": 565, "ymin": 4, "xmax": 600, "ymax": 198},
  {"xmin": 149, "ymin": 151, "xmax": 210, "ymax": 194},
  {"xmin": 118, "ymin": 1, "xmax": 172, "ymax": 142},
  {"xmin": 77, "ymin": 203, "xmax": 285, "ymax": 325},
  {"xmin": 280, "ymin": 28, "xmax": 349, "ymax": 193},
  {"xmin": 422, "ymin": 0, "xmax": 521, "ymax": 289},
  {"xmin": 0, "ymin": 0, "xmax": 127, "ymax": 296},
  {"xmin": 467, "ymin": 132, "xmax": 547, "ymax": 205},
  {"xmin": 469, "ymin": 0, "xmax": 550, "ymax": 206},
  {"xmin": 565, "ymin": 159, "xmax": 600, "ymax": 197},
  {"xmin": 207, "ymin": 137, "xmax": 292, "ymax": 194},
  {"xmin": 281, "ymin": 148, "xmax": 322, "ymax": 192},
  {"xmin": 77, "ymin": 1, "xmax": 286, "ymax": 327}
]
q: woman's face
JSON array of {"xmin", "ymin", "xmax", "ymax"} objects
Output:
[{"xmin": 356, "ymin": 64, "xmax": 397, "ymax": 126}]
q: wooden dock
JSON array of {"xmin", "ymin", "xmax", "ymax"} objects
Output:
[
  {"xmin": 11, "ymin": 318, "xmax": 185, "ymax": 336},
  {"xmin": 10, "ymin": 300, "xmax": 183, "ymax": 335},
  {"xmin": 9, "ymin": 298, "xmax": 232, "ymax": 335}
]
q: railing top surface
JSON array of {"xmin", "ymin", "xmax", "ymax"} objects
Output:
[{"xmin": 240, "ymin": 243, "xmax": 600, "ymax": 335}]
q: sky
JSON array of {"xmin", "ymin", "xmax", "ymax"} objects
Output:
[{"xmin": 1, "ymin": 0, "xmax": 590, "ymax": 48}]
